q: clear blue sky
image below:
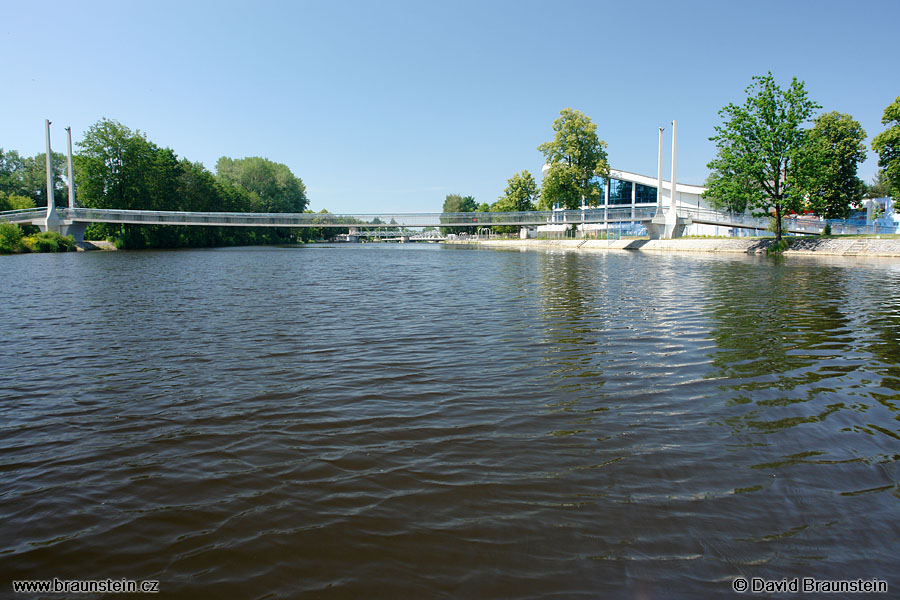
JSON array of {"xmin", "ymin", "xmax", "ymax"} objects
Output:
[{"xmin": 3, "ymin": 0, "xmax": 898, "ymax": 213}]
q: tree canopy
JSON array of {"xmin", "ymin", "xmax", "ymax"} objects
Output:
[
  {"xmin": 1, "ymin": 148, "xmax": 68, "ymax": 208},
  {"xmin": 872, "ymin": 96, "xmax": 900, "ymax": 197},
  {"xmin": 73, "ymin": 118, "xmax": 313, "ymax": 248},
  {"xmin": 797, "ymin": 111, "xmax": 867, "ymax": 219},
  {"xmin": 493, "ymin": 170, "xmax": 537, "ymax": 213},
  {"xmin": 538, "ymin": 109, "xmax": 609, "ymax": 210},
  {"xmin": 866, "ymin": 171, "xmax": 893, "ymax": 199},
  {"xmin": 440, "ymin": 193, "xmax": 477, "ymax": 234},
  {"xmin": 704, "ymin": 73, "xmax": 820, "ymax": 241},
  {"xmin": 215, "ymin": 156, "xmax": 308, "ymax": 214}
]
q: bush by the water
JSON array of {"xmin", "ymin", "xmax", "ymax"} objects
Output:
[
  {"xmin": 766, "ymin": 238, "xmax": 791, "ymax": 254},
  {"xmin": 0, "ymin": 223, "xmax": 23, "ymax": 253},
  {"xmin": 0, "ymin": 225, "xmax": 76, "ymax": 254}
]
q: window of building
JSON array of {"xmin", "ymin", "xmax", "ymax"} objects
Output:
[
  {"xmin": 609, "ymin": 179, "xmax": 633, "ymax": 205},
  {"xmin": 635, "ymin": 183, "xmax": 656, "ymax": 204}
]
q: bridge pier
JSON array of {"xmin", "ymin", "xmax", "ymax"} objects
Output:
[
  {"xmin": 646, "ymin": 213, "xmax": 666, "ymax": 240},
  {"xmin": 38, "ymin": 219, "xmax": 87, "ymax": 241},
  {"xmin": 61, "ymin": 221, "xmax": 87, "ymax": 241},
  {"xmin": 664, "ymin": 217, "xmax": 692, "ymax": 239}
]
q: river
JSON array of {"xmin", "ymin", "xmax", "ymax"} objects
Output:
[{"xmin": 2, "ymin": 244, "xmax": 899, "ymax": 598}]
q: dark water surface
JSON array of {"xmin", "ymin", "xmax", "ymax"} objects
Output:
[{"xmin": 2, "ymin": 245, "xmax": 899, "ymax": 598}]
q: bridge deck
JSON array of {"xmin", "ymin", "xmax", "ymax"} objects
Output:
[
  {"xmin": 1, "ymin": 207, "xmax": 659, "ymax": 228},
  {"xmin": 2, "ymin": 206, "xmax": 880, "ymax": 236}
]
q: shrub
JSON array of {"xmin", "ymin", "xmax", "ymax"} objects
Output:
[
  {"xmin": 0, "ymin": 223, "xmax": 23, "ymax": 253},
  {"xmin": 21, "ymin": 231, "xmax": 76, "ymax": 253},
  {"xmin": 822, "ymin": 223, "xmax": 832, "ymax": 236},
  {"xmin": 767, "ymin": 238, "xmax": 791, "ymax": 254}
]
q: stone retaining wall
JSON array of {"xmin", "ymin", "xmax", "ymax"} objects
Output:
[{"xmin": 446, "ymin": 237, "xmax": 900, "ymax": 257}]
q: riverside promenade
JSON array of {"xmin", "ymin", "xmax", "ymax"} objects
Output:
[{"xmin": 447, "ymin": 237, "xmax": 900, "ymax": 257}]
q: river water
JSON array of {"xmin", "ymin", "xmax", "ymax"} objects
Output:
[{"xmin": 1, "ymin": 244, "xmax": 899, "ymax": 598}]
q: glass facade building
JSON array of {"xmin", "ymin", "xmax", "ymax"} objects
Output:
[
  {"xmin": 635, "ymin": 183, "xmax": 656, "ymax": 204},
  {"xmin": 582, "ymin": 178, "xmax": 657, "ymax": 208},
  {"xmin": 609, "ymin": 180, "xmax": 633, "ymax": 205}
]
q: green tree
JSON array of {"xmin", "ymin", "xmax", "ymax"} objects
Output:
[
  {"xmin": 0, "ymin": 223, "xmax": 23, "ymax": 253},
  {"xmin": 1, "ymin": 148, "xmax": 67, "ymax": 207},
  {"xmin": 702, "ymin": 169, "xmax": 751, "ymax": 214},
  {"xmin": 705, "ymin": 73, "xmax": 820, "ymax": 241},
  {"xmin": 215, "ymin": 156, "xmax": 308, "ymax": 214},
  {"xmin": 0, "ymin": 193, "xmax": 36, "ymax": 211},
  {"xmin": 440, "ymin": 193, "xmax": 477, "ymax": 234},
  {"xmin": 441, "ymin": 193, "xmax": 477, "ymax": 213},
  {"xmin": 494, "ymin": 170, "xmax": 538, "ymax": 212},
  {"xmin": 538, "ymin": 108, "xmax": 610, "ymax": 210},
  {"xmin": 865, "ymin": 171, "xmax": 893, "ymax": 199},
  {"xmin": 75, "ymin": 118, "xmax": 159, "ymax": 211},
  {"xmin": 797, "ymin": 111, "xmax": 867, "ymax": 219},
  {"xmin": 872, "ymin": 97, "xmax": 900, "ymax": 197},
  {"xmin": 491, "ymin": 170, "xmax": 538, "ymax": 234},
  {"xmin": 0, "ymin": 149, "xmax": 26, "ymax": 197}
]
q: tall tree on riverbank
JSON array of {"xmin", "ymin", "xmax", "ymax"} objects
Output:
[
  {"xmin": 75, "ymin": 118, "xmax": 305, "ymax": 248},
  {"xmin": 705, "ymin": 73, "xmax": 820, "ymax": 241},
  {"xmin": 215, "ymin": 156, "xmax": 308, "ymax": 214},
  {"xmin": 76, "ymin": 119, "xmax": 159, "ymax": 211},
  {"xmin": 865, "ymin": 171, "xmax": 893, "ymax": 199},
  {"xmin": 796, "ymin": 111, "xmax": 867, "ymax": 219},
  {"xmin": 494, "ymin": 170, "xmax": 538, "ymax": 213},
  {"xmin": 872, "ymin": 96, "xmax": 900, "ymax": 197},
  {"xmin": 440, "ymin": 193, "xmax": 477, "ymax": 234},
  {"xmin": 538, "ymin": 109, "xmax": 610, "ymax": 210},
  {"xmin": 491, "ymin": 171, "xmax": 538, "ymax": 234},
  {"xmin": 1, "ymin": 148, "xmax": 68, "ymax": 207}
]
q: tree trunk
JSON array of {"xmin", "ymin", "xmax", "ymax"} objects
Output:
[{"xmin": 775, "ymin": 204, "xmax": 783, "ymax": 242}]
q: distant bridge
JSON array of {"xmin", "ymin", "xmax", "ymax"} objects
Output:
[{"xmin": 1, "ymin": 205, "xmax": 862, "ymax": 241}]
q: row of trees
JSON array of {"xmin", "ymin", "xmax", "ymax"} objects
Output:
[
  {"xmin": 703, "ymin": 73, "xmax": 897, "ymax": 241},
  {"xmin": 1, "ymin": 118, "xmax": 319, "ymax": 248},
  {"xmin": 440, "ymin": 171, "xmax": 540, "ymax": 234},
  {"xmin": 441, "ymin": 78, "xmax": 898, "ymax": 243},
  {"xmin": 0, "ymin": 149, "xmax": 68, "ymax": 211},
  {"xmin": 73, "ymin": 119, "xmax": 311, "ymax": 248}
]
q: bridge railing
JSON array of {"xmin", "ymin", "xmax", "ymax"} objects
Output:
[
  {"xmin": 676, "ymin": 206, "xmax": 818, "ymax": 233},
  {"xmin": 32, "ymin": 208, "xmax": 661, "ymax": 227},
  {"xmin": 0, "ymin": 208, "xmax": 46, "ymax": 223}
]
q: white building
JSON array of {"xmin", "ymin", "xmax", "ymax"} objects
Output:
[{"xmin": 537, "ymin": 165, "xmax": 760, "ymax": 237}]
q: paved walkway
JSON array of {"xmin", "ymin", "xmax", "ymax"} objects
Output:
[{"xmin": 447, "ymin": 237, "xmax": 900, "ymax": 257}]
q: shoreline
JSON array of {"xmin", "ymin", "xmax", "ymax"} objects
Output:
[
  {"xmin": 75, "ymin": 240, "xmax": 117, "ymax": 251},
  {"xmin": 444, "ymin": 237, "xmax": 900, "ymax": 257}
]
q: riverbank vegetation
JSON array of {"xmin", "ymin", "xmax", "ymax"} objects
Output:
[
  {"xmin": 704, "ymin": 79, "xmax": 900, "ymax": 246},
  {"xmin": 3, "ymin": 85, "xmax": 896, "ymax": 251},
  {"xmin": 1, "ymin": 118, "xmax": 334, "ymax": 250},
  {"xmin": 872, "ymin": 97, "xmax": 900, "ymax": 198},
  {"xmin": 74, "ymin": 119, "xmax": 322, "ymax": 249},
  {"xmin": 0, "ymin": 223, "xmax": 76, "ymax": 254}
]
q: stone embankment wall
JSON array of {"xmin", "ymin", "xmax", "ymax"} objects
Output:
[
  {"xmin": 75, "ymin": 240, "xmax": 117, "ymax": 251},
  {"xmin": 446, "ymin": 238, "xmax": 900, "ymax": 257}
]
